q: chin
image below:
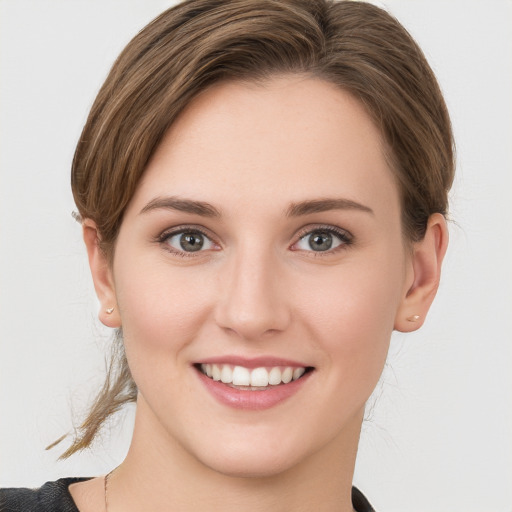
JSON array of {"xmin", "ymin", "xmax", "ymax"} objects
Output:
[
  {"xmin": 200, "ymin": 450, "xmax": 300, "ymax": 479},
  {"xmin": 185, "ymin": 427, "xmax": 318, "ymax": 479}
]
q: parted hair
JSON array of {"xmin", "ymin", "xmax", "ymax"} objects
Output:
[{"xmin": 62, "ymin": 0, "xmax": 454, "ymax": 457}]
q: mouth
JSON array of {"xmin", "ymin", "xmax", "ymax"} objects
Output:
[{"xmin": 195, "ymin": 363, "xmax": 314, "ymax": 391}]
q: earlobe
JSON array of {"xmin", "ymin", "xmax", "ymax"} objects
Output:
[
  {"xmin": 394, "ymin": 213, "xmax": 449, "ymax": 332},
  {"xmin": 82, "ymin": 219, "xmax": 121, "ymax": 328}
]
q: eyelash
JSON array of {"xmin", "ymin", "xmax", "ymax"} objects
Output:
[
  {"xmin": 156, "ymin": 225, "xmax": 217, "ymax": 258},
  {"xmin": 292, "ymin": 225, "xmax": 353, "ymax": 256},
  {"xmin": 156, "ymin": 224, "xmax": 353, "ymax": 257}
]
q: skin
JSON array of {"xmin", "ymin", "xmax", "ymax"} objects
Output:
[{"xmin": 71, "ymin": 76, "xmax": 448, "ymax": 512}]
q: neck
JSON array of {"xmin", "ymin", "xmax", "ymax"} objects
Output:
[{"xmin": 108, "ymin": 398, "xmax": 362, "ymax": 512}]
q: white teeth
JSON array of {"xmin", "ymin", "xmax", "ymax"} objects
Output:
[
  {"xmin": 282, "ymin": 367, "xmax": 293, "ymax": 384},
  {"xmin": 268, "ymin": 367, "xmax": 282, "ymax": 386},
  {"xmin": 211, "ymin": 364, "xmax": 221, "ymax": 381},
  {"xmin": 232, "ymin": 366, "xmax": 251, "ymax": 386},
  {"xmin": 201, "ymin": 363, "xmax": 213, "ymax": 377},
  {"xmin": 199, "ymin": 364, "xmax": 308, "ymax": 386},
  {"xmin": 250, "ymin": 367, "xmax": 269, "ymax": 387},
  {"xmin": 292, "ymin": 367, "xmax": 305, "ymax": 380},
  {"xmin": 220, "ymin": 365, "xmax": 232, "ymax": 383}
]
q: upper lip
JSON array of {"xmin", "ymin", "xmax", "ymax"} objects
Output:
[{"xmin": 195, "ymin": 355, "xmax": 310, "ymax": 369}]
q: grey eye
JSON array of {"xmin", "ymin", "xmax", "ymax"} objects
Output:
[
  {"xmin": 179, "ymin": 233, "xmax": 204, "ymax": 251},
  {"xmin": 165, "ymin": 231, "xmax": 214, "ymax": 252},
  {"xmin": 295, "ymin": 230, "xmax": 344, "ymax": 252},
  {"xmin": 308, "ymin": 232, "xmax": 333, "ymax": 251}
]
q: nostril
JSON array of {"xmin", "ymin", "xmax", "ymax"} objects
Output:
[{"xmin": 213, "ymin": 273, "xmax": 292, "ymax": 339}]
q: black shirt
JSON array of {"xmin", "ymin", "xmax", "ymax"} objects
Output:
[{"xmin": 1, "ymin": 478, "xmax": 375, "ymax": 511}]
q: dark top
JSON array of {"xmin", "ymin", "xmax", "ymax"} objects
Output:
[{"xmin": 0, "ymin": 478, "xmax": 375, "ymax": 511}]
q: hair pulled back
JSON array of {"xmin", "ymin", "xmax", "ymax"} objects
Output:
[{"xmin": 64, "ymin": 0, "xmax": 454, "ymax": 457}]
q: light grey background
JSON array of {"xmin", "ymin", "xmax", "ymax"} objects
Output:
[{"xmin": 1, "ymin": 1, "xmax": 511, "ymax": 511}]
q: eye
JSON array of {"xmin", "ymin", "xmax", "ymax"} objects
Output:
[
  {"xmin": 162, "ymin": 229, "xmax": 216, "ymax": 253},
  {"xmin": 292, "ymin": 227, "xmax": 351, "ymax": 253}
]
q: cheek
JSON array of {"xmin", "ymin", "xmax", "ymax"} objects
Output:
[
  {"xmin": 295, "ymin": 256, "xmax": 404, "ymax": 389},
  {"xmin": 113, "ymin": 257, "xmax": 214, "ymax": 362}
]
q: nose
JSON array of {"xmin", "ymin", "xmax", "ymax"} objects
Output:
[{"xmin": 214, "ymin": 248, "xmax": 291, "ymax": 341}]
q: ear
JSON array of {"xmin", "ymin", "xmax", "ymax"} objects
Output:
[
  {"xmin": 394, "ymin": 213, "xmax": 449, "ymax": 332},
  {"xmin": 82, "ymin": 219, "xmax": 121, "ymax": 328}
]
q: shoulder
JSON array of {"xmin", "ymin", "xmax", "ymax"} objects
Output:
[
  {"xmin": 0, "ymin": 478, "xmax": 90, "ymax": 512},
  {"xmin": 352, "ymin": 486, "xmax": 376, "ymax": 512}
]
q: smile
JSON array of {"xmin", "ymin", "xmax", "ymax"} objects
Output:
[
  {"xmin": 195, "ymin": 359, "xmax": 314, "ymax": 410},
  {"xmin": 199, "ymin": 363, "xmax": 307, "ymax": 389}
]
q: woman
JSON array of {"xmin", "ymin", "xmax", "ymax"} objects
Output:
[{"xmin": 1, "ymin": 1, "xmax": 454, "ymax": 510}]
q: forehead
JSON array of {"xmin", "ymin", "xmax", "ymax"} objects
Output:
[{"xmin": 129, "ymin": 76, "xmax": 400, "ymax": 221}]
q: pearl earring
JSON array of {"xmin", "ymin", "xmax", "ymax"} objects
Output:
[{"xmin": 105, "ymin": 307, "xmax": 115, "ymax": 315}]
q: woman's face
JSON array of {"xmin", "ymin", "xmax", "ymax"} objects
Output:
[{"xmin": 108, "ymin": 76, "xmax": 413, "ymax": 476}]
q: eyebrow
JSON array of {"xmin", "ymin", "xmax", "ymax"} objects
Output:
[
  {"xmin": 140, "ymin": 196, "xmax": 221, "ymax": 217},
  {"xmin": 285, "ymin": 198, "xmax": 374, "ymax": 217},
  {"xmin": 139, "ymin": 196, "xmax": 373, "ymax": 218}
]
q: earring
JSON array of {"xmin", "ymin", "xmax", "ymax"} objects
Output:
[
  {"xmin": 105, "ymin": 307, "xmax": 115, "ymax": 315},
  {"xmin": 406, "ymin": 314, "xmax": 420, "ymax": 322}
]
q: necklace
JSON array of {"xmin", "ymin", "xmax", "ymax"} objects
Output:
[{"xmin": 104, "ymin": 468, "xmax": 115, "ymax": 512}]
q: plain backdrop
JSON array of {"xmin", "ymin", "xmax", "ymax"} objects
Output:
[{"xmin": 1, "ymin": 1, "xmax": 511, "ymax": 511}]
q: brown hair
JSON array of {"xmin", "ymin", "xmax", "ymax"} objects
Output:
[{"xmin": 62, "ymin": 0, "xmax": 454, "ymax": 457}]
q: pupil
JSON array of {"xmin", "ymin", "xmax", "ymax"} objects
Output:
[
  {"xmin": 309, "ymin": 232, "xmax": 332, "ymax": 251},
  {"xmin": 180, "ymin": 233, "xmax": 204, "ymax": 252}
]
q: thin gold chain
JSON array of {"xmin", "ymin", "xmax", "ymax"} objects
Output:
[
  {"xmin": 104, "ymin": 472, "xmax": 109, "ymax": 512},
  {"xmin": 104, "ymin": 468, "xmax": 116, "ymax": 512}
]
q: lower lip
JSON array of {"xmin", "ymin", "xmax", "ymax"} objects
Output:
[{"xmin": 195, "ymin": 368, "xmax": 312, "ymax": 410}]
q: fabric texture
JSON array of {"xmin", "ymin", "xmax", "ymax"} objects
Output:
[
  {"xmin": 0, "ymin": 478, "xmax": 87, "ymax": 512},
  {"xmin": 1, "ymin": 478, "xmax": 375, "ymax": 511}
]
